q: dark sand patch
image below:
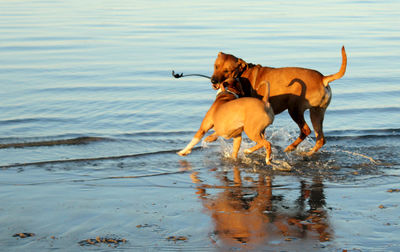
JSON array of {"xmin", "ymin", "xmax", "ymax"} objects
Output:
[
  {"xmin": 13, "ymin": 233, "xmax": 35, "ymax": 238},
  {"xmin": 78, "ymin": 236, "xmax": 127, "ymax": 247}
]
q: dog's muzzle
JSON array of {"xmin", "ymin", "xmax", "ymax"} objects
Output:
[
  {"xmin": 212, "ymin": 83, "xmax": 220, "ymax": 90},
  {"xmin": 211, "ymin": 78, "xmax": 220, "ymax": 90}
]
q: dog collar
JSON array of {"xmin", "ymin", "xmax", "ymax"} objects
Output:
[{"xmin": 217, "ymin": 89, "xmax": 239, "ymax": 99}]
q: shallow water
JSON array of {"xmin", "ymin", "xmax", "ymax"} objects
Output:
[{"xmin": 1, "ymin": 0, "xmax": 400, "ymax": 251}]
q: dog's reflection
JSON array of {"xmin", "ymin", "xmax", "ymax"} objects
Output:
[{"xmin": 179, "ymin": 161, "xmax": 332, "ymax": 248}]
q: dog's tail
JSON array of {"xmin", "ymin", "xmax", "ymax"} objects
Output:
[{"xmin": 322, "ymin": 46, "xmax": 347, "ymax": 87}]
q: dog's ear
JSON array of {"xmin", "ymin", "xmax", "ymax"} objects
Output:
[
  {"xmin": 235, "ymin": 58, "xmax": 247, "ymax": 77},
  {"xmin": 237, "ymin": 58, "xmax": 247, "ymax": 71}
]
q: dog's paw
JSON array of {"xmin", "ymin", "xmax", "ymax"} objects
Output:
[
  {"xmin": 177, "ymin": 149, "xmax": 191, "ymax": 156},
  {"xmin": 243, "ymin": 148, "xmax": 252, "ymax": 154},
  {"xmin": 297, "ymin": 149, "xmax": 315, "ymax": 157},
  {"xmin": 284, "ymin": 145, "xmax": 296, "ymax": 152},
  {"xmin": 271, "ymin": 160, "xmax": 292, "ymax": 172},
  {"xmin": 305, "ymin": 150, "xmax": 316, "ymax": 156}
]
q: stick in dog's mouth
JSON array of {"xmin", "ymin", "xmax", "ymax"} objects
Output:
[{"xmin": 171, "ymin": 70, "xmax": 211, "ymax": 80}]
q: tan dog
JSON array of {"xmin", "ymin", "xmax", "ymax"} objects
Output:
[
  {"xmin": 210, "ymin": 47, "xmax": 347, "ymax": 155},
  {"xmin": 178, "ymin": 78, "xmax": 274, "ymax": 164}
]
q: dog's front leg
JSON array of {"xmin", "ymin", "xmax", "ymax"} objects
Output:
[
  {"xmin": 178, "ymin": 115, "xmax": 214, "ymax": 156},
  {"xmin": 177, "ymin": 134, "xmax": 203, "ymax": 156}
]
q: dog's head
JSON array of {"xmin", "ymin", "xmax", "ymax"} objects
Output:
[
  {"xmin": 218, "ymin": 77, "xmax": 244, "ymax": 97},
  {"xmin": 211, "ymin": 52, "xmax": 247, "ymax": 89}
]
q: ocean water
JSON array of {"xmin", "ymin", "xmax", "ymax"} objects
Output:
[{"xmin": 1, "ymin": 0, "xmax": 399, "ymax": 251}]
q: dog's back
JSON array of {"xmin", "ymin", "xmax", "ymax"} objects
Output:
[{"xmin": 213, "ymin": 95, "xmax": 274, "ymax": 140}]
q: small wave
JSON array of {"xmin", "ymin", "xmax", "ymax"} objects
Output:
[
  {"xmin": 0, "ymin": 147, "xmax": 201, "ymax": 169},
  {"xmin": 326, "ymin": 128, "xmax": 400, "ymax": 140},
  {"xmin": 0, "ymin": 44, "xmax": 78, "ymax": 52},
  {"xmin": 327, "ymin": 134, "xmax": 400, "ymax": 141},
  {"xmin": 117, "ymin": 130, "xmax": 195, "ymax": 138},
  {"xmin": 0, "ymin": 136, "xmax": 108, "ymax": 149},
  {"xmin": 0, "ymin": 131, "xmax": 196, "ymax": 149},
  {"xmin": 328, "ymin": 128, "xmax": 400, "ymax": 135},
  {"xmin": 0, "ymin": 117, "xmax": 73, "ymax": 125},
  {"xmin": 334, "ymin": 89, "xmax": 400, "ymax": 97},
  {"xmin": 328, "ymin": 106, "xmax": 400, "ymax": 115}
]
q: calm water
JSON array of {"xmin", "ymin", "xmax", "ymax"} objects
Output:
[{"xmin": 1, "ymin": 0, "xmax": 400, "ymax": 251}]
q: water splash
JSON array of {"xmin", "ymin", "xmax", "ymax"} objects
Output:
[
  {"xmin": 208, "ymin": 128, "xmax": 314, "ymax": 170},
  {"xmin": 341, "ymin": 150, "xmax": 377, "ymax": 164},
  {"xmin": 201, "ymin": 127, "xmax": 381, "ymax": 174}
]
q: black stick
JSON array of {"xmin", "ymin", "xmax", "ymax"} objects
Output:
[{"xmin": 172, "ymin": 70, "xmax": 211, "ymax": 79}]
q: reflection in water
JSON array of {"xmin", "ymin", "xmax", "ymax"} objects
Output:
[{"xmin": 180, "ymin": 161, "xmax": 332, "ymax": 249}]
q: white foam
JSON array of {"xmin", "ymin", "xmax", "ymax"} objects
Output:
[{"xmin": 200, "ymin": 127, "xmax": 323, "ymax": 170}]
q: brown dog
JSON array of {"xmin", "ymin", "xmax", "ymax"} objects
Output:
[
  {"xmin": 178, "ymin": 78, "xmax": 274, "ymax": 164},
  {"xmin": 210, "ymin": 47, "xmax": 347, "ymax": 155}
]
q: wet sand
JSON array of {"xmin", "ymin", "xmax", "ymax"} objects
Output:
[{"xmin": 1, "ymin": 137, "xmax": 400, "ymax": 251}]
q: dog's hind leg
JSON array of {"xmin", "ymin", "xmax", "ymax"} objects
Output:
[
  {"xmin": 263, "ymin": 139, "xmax": 272, "ymax": 165},
  {"xmin": 231, "ymin": 135, "xmax": 242, "ymax": 160},
  {"xmin": 247, "ymin": 132, "xmax": 272, "ymax": 165},
  {"xmin": 284, "ymin": 108, "xmax": 311, "ymax": 152},
  {"xmin": 307, "ymin": 107, "xmax": 326, "ymax": 156}
]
